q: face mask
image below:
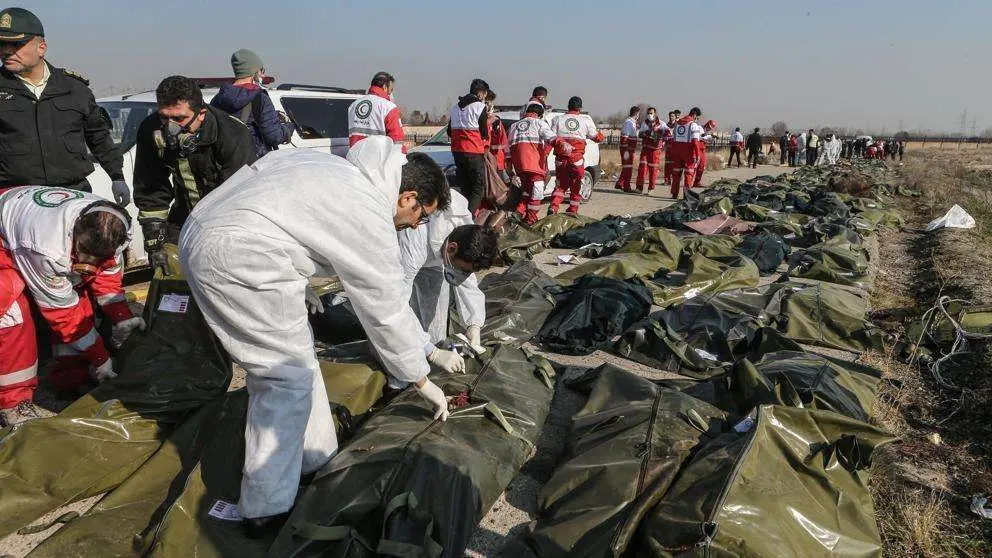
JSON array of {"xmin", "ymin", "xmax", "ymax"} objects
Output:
[
  {"xmin": 442, "ymin": 250, "xmax": 471, "ymax": 286},
  {"xmin": 162, "ymin": 115, "xmax": 201, "ymax": 157},
  {"xmin": 647, "ymin": 115, "xmax": 656, "ymax": 122}
]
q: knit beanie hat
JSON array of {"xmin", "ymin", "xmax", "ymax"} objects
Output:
[{"xmin": 231, "ymin": 49, "xmax": 264, "ymax": 79}]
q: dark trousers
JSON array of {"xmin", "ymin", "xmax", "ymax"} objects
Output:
[
  {"xmin": 453, "ymin": 152, "xmax": 486, "ymax": 213},
  {"xmin": 747, "ymin": 151, "xmax": 759, "ymax": 168},
  {"xmin": 806, "ymin": 148, "xmax": 818, "ymax": 166},
  {"xmin": 787, "ymin": 151, "xmax": 797, "ymax": 166},
  {"xmin": 728, "ymin": 146, "xmax": 742, "ymax": 167},
  {"xmin": 779, "ymin": 147, "xmax": 787, "ymax": 164}
]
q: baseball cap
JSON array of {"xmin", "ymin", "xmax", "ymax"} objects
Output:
[{"xmin": 0, "ymin": 7, "xmax": 43, "ymax": 41}]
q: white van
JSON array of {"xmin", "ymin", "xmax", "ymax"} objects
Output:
[{"xmin": 88, "ymin": 82, "xmax": 364, "ymax": 268}]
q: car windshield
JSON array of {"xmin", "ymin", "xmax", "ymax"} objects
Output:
[
  {"xmin": 280, "ymin": 97, "xmax": 352, "ymax": 139},
  {"xmin": 98, "ymin": 101, "xmax": 157, "ymax": 152},
  {"xmin": 422, "ymin": 127, "xmax": 450, "ymax": 146}
]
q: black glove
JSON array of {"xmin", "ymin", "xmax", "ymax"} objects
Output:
[{"xmin": 141, "ymin": 219, "xmax": 171, "ymax": 276}]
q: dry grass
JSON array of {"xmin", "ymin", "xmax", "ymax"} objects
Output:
[{"xmin": 866, "ymin": 149, "xmax": 992, "ymax": 557}]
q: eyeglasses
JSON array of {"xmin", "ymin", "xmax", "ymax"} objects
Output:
[{"xmin": 416, "ymin": 200, "xmax": 432, "ymax": 226}]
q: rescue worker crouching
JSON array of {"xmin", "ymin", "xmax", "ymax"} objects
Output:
[
  {"xmin": 399, "ymin": 187, "xmax": 500, "ymax": 369},
  {"xmin": 178, "ymin": 139, "xmax": 453, "ymax": 537},
  {"xmin": 0, "ymin": 187, "xmax": 144, "ymax": 426},
  {"xmin": 134, "ymin": 75, "xmax": 256, "ymax": 273}
]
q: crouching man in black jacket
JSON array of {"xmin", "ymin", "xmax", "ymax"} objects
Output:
[{"xmin": 134, "ymin": 75, "xmax": 255, "ymax": 271}]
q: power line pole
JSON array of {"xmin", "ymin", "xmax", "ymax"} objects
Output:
[
  {"xmin": 958, "ymin": 109, "xmax": 968, "ymax": 136},
  {"xmin": 970, "ymin": 118, "xmax": 978, "ymax": 137}
]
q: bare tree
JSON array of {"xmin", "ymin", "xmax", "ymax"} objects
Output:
[
  {"xmin": 771, "ymin": 121, "xmax": 788, "ymax": 137},
  {"xmin": 603, "ymin": 110, "xmax": 627, "ymax": 128}
]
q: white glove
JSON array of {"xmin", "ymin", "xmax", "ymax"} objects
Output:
[
  {"xmin": 111, "ymin": 316, "xmax": 146, "ymax": 348},
  {"xmin": 91, "ymin": 358, "xmax": 117, "ymax": 383},
  {"xmin": 427, "ymin": 347, "xmax": 465, "ymax": 374},
  {"xmin": 467, "ymin": 325, "xmax": 482, "ymax": 350},
  {"xmin": 415, "ymin": 378, "xmax": 449, "ymax": 421},
  {"xmin": 558, "ymin": 141, "xmax": 574, "ymax": 155},
  {"xmin": 305, "ymin": 286, "xmax": 324, "ymax": 314},
  {"xmin": 111, "ymin": 179, "xmax": 131, "ymax": 206}
]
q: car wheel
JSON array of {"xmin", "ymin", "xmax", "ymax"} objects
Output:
[{"xmin": 580, "ymin": 170, "xmax": 594, "ymax": 202}]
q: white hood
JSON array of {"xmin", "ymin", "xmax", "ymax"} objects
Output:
[{"xmin": 346, "ymin": 137, "xmax": 407, "ymax": 217}]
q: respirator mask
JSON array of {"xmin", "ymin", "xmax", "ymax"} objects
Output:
[{"xmin": 153, "ymin": 113, "xmax": 202, "ymax": 157}]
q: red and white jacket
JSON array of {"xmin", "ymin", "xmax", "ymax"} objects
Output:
[
  {"xmin": 672, "ymin": 115, "xmax": 706, "ymax": 146},
  {"xmin": 508, "ymin": 114, "xmax": 556, "ymax": 176},
  {"xmin": 447, "ymin": 95, "xmax": 489, "ymax": 154},
  {"xmin": 620, "ymin": 117, "xmax": 638, "ymax": 149},
  {"xmin": 0, "ymin": 187, "xmax": 132, "ymax": 365},
  {"xmin": 639, "ymin": 120, "xmax": 666, "ymax": 150},
  {"xmin": 489, "ymin": 118, "xmax": 508, "ymax": 171},
  {"xmin": 730, "ymin": 130, "xmax": 744, "ymax": 148},
  {"xmin": 550, "ymin": 111, "xmax": 604, "ymax": 164},
  {"xmin": 348, "ymin": 86, "xmax": 406, "ymax": 152}
]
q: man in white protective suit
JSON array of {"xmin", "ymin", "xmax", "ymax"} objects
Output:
[
  {"xmin": 399, "ymin": 188, "xmax": 500, "ymax": 362},
  {"xmin": 178, "ymin": 137, "xmax": 458, "ymax": 537}
]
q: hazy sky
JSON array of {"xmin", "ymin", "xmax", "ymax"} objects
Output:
[{"xmin": 34, "ymin": 0, "xmax": 992, "ymax": 134}]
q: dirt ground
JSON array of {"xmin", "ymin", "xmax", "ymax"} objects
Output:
[
  {"xmin": 864, "ymin": 148, "xmax": 992, "ymax": 557},
  {"xmin": 0, "ymin": 161, "xmax": 807, "ymax": 558}
]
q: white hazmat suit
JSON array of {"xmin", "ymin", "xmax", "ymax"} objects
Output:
[
  {"xmin": 178, "ymin": 138, "xmax": 431, "ymax": 519},
  {"xmin": 399, "ymin": 190, "xmax": 486, "ymax": 347}
]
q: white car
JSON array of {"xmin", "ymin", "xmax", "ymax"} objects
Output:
[
  {"xmin": 88, "ymin": 82, "xmax": 364, "ymax": 268},
  {"xmin": 412, "ymin": 108, "xmax": 600, "ymax": 203}
]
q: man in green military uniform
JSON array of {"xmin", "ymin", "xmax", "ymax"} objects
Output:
[
  {"xmin": 0, "ymin": 7, "xmax": 129, "ymax": 204},
  {"xmin": 133, "ymin": 75, "xmax": 255, "ymax": 272}
]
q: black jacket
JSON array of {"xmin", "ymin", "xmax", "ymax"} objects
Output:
[
  {"xmin": 746, "ymin": 132, "xmax": 763, "ymax": 153},
  {"xmin": 133, "ymin": 105, "xmax": 255, "ymax": 227},
  {"xmin": 0, "ymin": 62, "xmax": 123, "ymax": 187}
]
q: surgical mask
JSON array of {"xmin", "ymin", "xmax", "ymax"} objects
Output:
[
  {"xmin": 647, "ymin": 114, "xmax": 656, "ymax": 122},
  {"xmin": 442, "ymin": 251, "xmax": 471, "ymax": 286}
]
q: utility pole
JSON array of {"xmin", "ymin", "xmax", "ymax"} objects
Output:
[
  {"xmin": 970, "ymin": 118, "xmax": 978, "ymax": 137},
  {"xmin": 958, "ymin": 109, "xmax": 968, "ymax": 136}
]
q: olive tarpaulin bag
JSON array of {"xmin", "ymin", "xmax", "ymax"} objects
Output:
[
  {"xmin": 634, "ymin": 405, "xmax": 895, "ymax": 557},
  {"xmin": 28, "ymin": 359, "xmax": 387, "ymax": 558},
  {"xmin": 527, "ymin": 364, "xmax": 728, "ymax": 558},
  {"xmin": 498, "ymin": 222, "xmax": 547, "ymax": 264},
  {"xmin": 450, "ymin": 260, "xmax": 557, "ymax": 345},
  {"xmin": 268, "ymin": 344, "xmax": 557, "ymax": 558},
  {"xmin": 0, "ymin": 265, "xmax": 232, "ymax": 539},
  {"xmin": 537, "ymin": 276, "xmax": 653, "ymax": 356}
]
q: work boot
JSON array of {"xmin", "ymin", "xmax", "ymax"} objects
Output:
[
  {"xmin": 0, "ymin": 400, "xmax": 42, "ymax": 427},
  {"xmin": 243, "ymin": 512, "xmax": 290, "ymax": 539}
]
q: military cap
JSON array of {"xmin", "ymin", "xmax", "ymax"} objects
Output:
[{"xmin": 0, "ymin": 7, "xmax": 43, "ymax": 41}]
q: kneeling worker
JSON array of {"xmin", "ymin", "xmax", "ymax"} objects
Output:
[
  {"xmin": 400, "ymin": 187, "xmax": 500, "ymax": 359},
  {"xmin": 179, "ymin": 137, "xmax": 453, "ymax": 535},
  {"xmin": 0, "ymin": 187, "xmax": 144, "ymax": 426}
]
